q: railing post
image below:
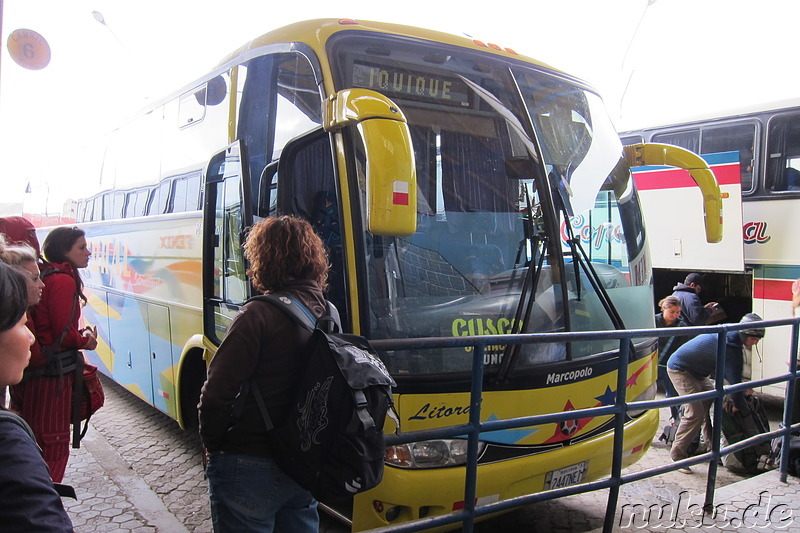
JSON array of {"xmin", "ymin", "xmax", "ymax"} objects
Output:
[
  {"xmin": 461, "ymin": 342, "xmax": 486, "ymax": 533},
  {"xmin": 780, "ymin": 321, "xmax": 799, "ymax": 482},
  {"xmin": 602, "ymin": 336, "xmax": 630, "ymax": 533},
  {"xmin": 704, "ymin": 329, "xmax": 727, "ymax": 515}
]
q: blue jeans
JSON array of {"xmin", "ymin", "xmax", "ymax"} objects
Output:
[{"xmin": 206, "ymin": 452, "xmax": 318, "ymax": 533}]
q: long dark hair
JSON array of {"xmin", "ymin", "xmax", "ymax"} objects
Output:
[
  {"xmin": 0, "ymin": 262, "xmax": 28, "ymax": 333},
  {"xmin": 42, "ymin": 226, "xmax": 87, "ymax": 303}
]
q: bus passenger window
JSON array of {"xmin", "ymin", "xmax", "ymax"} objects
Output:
[
  {"xmin": 91, "ymin": 197, "xmax": 102, "ymax": 222},
  {"xmin": 112, "ymin": 192, "xmax": 125, "ymax": 220},
  {"xmin": 102, "ymin": 193, "xmax": 113, "ymax": 220},
  {"xmin": 652, "ymin": 129, "xmax": 699, "ymax": 153},
  {"xmin": 700, "ymin": 123, "xmax": 756, "ymax": 193},
  {"xmin": 620, "ymin": 134, "xmax": 643, "ymax": 146},
  {"xmin": 766, "ymin": 114, "xmax": 800, "ymax": 192},
  {"xmin": 75, "ymin": 201, "xmax": 86, "ymax": 222},
  {"xmin": 124, "ymin": 189, "xmax": 148, "ymax": 218},
  {"xmin": 147, "ymin": 180, "xmax": 172, "ymax": 215},
  {"xmin": 178, "ymin": 84, "xmax": 207, "ymax": 127},
  {"xmin": 786, "ymin": 165, "xmax": 800, "ymax": 190},
  {"xmin": 171, "ymin": 173, "xmax": 201, "ymax": 212},
  {"xmin": 272, "ymin": 55, "xmax": 322, "ymax": 160}
]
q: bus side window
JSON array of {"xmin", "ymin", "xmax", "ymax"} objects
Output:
[
  {"xmin": 767, "ymin": 113, "xmax": 800, "ymax": 192},
  {"xmin": 279, "ymin": 129, "xmax": 346, "ymax": 324},
  {"xmin": 91, "ymin": 196, "xmax": 102, "ymax": 222},
  {"xmin": 147, "ymin": 179, "xmax": 172, "ymax": 215},
  {"xmin": 236, "ymin": 52, "xmax": 321, "ymax": 213},
  {"xmin": 124, "ymin": 190, "xmax": 141, "ymax": 218},
  {"xmin": 620, "ymin": 134, "xmax": 643, "ymax": 145},
  {"xmin": 257, "ymin": 161, "xmax": 279, "ymax": 219},
  {"xmin": 236, "ymin": 55, "xmax": 271, "ymax": 205},
  {"xmin": 700, "ymin": 123, "xmax": 756, "ymax": 193},
  {"xmin": 171, "ymin": 172, "xmax": 201, "ymax": 212},
  {"xmin": 112, "ymin": 191, "xmax": 125, "ymax": 220},
  {"xmin": 652, "ymin": 129, "xmax": 699, "ymax": 153},
  {"xmin": 102, "ymin": 193, "xmax": 112, "ymax": 221}
]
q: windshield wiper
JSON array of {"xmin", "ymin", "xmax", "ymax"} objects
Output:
[{"xmin": 495, "ymin": 186, "xmax": 547, "ymax": 384}]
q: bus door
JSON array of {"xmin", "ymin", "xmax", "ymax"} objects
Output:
[
  {"xmin": 202, "ymin": 141, "xmax": 253, "ymax": 345},
  {"xmin": 144, "ymin": 302, "xmax": 172, "ymax": 409},
  {"xmin": 628, "ymin": 147, "xmax": 744, "ymax": 272}
]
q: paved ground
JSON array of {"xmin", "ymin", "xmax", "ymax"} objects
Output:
[
  {"xmin": 60, "ymin": 376, "xmax": 797, "ymax": 531},
  {"xmin": 62, "ymin": 375, "xmax": 208, "ymax": 532}
]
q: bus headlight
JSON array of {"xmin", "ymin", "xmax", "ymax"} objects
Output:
[
  {"xmin": 627, "ymin": 381, "xmax": 658, "ymax": 417},
  {"xmin": 385, "ymin": 439, "xmax": 486, "ymax": 468}
]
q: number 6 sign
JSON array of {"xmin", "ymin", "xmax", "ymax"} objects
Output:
[{"xmin": 7, "ymin": 28, "xmax": 51, "ymax": 70}]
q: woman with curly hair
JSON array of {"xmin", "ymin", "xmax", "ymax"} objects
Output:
[
  {"xmin": 0, "ymin": 262, "xmax": 73, "ymax": 531},
  {"xmin": 199, "ymin": 216, "xmax": 329, "ymax": 532}
]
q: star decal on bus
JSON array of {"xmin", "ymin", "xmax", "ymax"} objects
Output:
[
  {"xmin": 543, "ymin": 400, "xmax": 596, "ymax": 443},
  {"xmin": 595, "ymin": 386, "xmax": 616, "ymax": 406}
]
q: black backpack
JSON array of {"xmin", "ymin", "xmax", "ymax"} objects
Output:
[
  {"xmin": 247, "ymin": 293, "xmax": 398, "ymax": 502},
  {"xmin": 720, "ymin": 394, "xmax": 772, "ymax": 473}
]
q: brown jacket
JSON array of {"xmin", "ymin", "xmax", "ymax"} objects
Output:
[{"xmin": 198, "ymin": 280, "xmax": 326, "ymax": 455}]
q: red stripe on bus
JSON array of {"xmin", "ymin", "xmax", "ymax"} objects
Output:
[
  {"xmin": 753, "ymin": 279, "xmax": 794, "ymax": 301},
  {"xmin": 633, "ymin": 164, "xmax": 740, "ymax": 191}
]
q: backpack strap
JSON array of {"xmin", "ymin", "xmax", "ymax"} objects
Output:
[
  {"xmin": 250, "ymin": 293, "xmax": 342, "ymax": 333},
  {"xmin": 240, "ymin": 293, "xmax": 340, "ymax": 434},
  {"xmin": 251, "ymin": 294, "xmax": 316, "ymax": 331},
  {"xmin": 249, "ymin": 382, "xmax": 275, "ymax": 432},
  {"xmin": 0, "ymin": 410, "xmax": 77, "ymax": 499},
  {"xmin": 24, "ymin": 267, "xmax": 80, "ymax": 381}
]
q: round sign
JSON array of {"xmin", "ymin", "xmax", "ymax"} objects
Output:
[{"xmin": 7, "ymin": 28, "xmax": 51, "ymax": 70}]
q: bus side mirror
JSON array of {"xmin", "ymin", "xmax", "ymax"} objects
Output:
[
  {"xmin": 324, "ymin": 89, "xmax": 417, "ymax": 236},
  {"xmin": 624, "ymin": 142, "xmax": 723, "ymax": 244}
]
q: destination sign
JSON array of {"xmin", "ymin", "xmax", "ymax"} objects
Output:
[{"xmin": 352, "ymin": 61, "xmax": 471, "ymax": 107}]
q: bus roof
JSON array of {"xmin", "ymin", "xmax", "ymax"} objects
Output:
[
  {"xmin": 112, "ymin": 18, "xmax": 583, "ymax": 134},
  {"xmin": 623, "ymin": 97, "xmax": 800, "ymax": 133},
  {"xmin": 218, "ymin": 18, "xmax": 559, "ymax": 75}
]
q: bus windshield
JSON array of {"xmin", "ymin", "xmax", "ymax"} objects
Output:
[{"xmin": 332, "ymin": 33, "xmax": 652, "ymax": 378}]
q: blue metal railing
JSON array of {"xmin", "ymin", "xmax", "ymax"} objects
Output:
[{"xmin": 368, "ymin": 316, "xmax": 800, "ymax": 533}]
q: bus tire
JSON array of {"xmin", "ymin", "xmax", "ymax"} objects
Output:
[{"xmin": 179, "ymin": 351, "xmax": 207, "ymax": 430}]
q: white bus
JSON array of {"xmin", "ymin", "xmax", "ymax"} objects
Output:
[{"xmin": 622, "ymin": 100, "xmax": 800, "ymax": 396}]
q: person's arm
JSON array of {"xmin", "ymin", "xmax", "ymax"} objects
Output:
[
  {"xmin": 683, "ymin": 294, "xmax": 712, "ymax": 326},
  {"xmin": 0, "ymin": 420, "xmax": 73, "ymax": 532},
  {"xmin": 198, "ymin": 304, "xmax": 265, "ymax": 452}
]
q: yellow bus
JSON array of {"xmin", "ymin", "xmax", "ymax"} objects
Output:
[{"xmin": 60, "ymin": 19, "xmax": 723, "ymax": 530}]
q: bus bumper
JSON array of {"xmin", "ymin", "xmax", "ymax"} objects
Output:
[{"xmin": 351, "ymin": 408, "xmax": 660, "ymax": 531}]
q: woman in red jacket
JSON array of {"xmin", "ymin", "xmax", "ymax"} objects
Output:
[{"xmin": 24, "ymin": 226, "xmax": 97, "ymax": 482}]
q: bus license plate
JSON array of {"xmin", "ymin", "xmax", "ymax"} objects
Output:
[{"xmin": 544, "ymin": 460, "xmax": 589, "ymax": 490}]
